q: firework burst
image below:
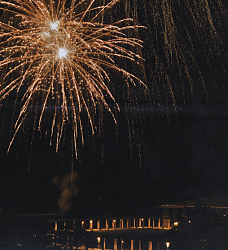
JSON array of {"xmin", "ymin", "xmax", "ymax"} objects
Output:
[{"xmin": 0, "ymin": 0, "xmax": 145, "ymax": 156}]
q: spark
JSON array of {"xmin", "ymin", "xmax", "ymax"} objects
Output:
[
  {"xmin": 50, "ymin": 21, "xmax": 59, "ymax": 31},
  {"xmin": 58, "ymin": 47, "xmax": 68, "ymax": 59},
  {"xmin": 0, "ymin": 0, "xmax": 145, "ymax": 156},
  {"xmin": 142, "ymin": 0, "xmax": 225, "ymax": 106}
]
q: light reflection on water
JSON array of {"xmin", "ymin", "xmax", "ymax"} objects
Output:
[
  {"xmin": 47, "ymin": 217, "xmax": 171, "ymax": 250},
  {"xmin": 0, "ymin": 216, "xmax": 170, "ymax": 250},
  {"xmin": 1, "ymin": 214, "xmax": 228, "ymax": 249},
  {"xmin": 47, "ymin": 234, "xmax": 165, "ymax": 250},
  {"xmin": 46, "ymin": 215, "xmax": 228, "ymax": 250}
]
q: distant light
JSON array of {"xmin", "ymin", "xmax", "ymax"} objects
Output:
[
  {"xmin": 121, "ymin": 240, "xmax": 124, "ymax": 243},
  {"xmin": 166, "ymin": 242, "xmax": 170, "ymax": 249},
  {"xmin": 58, "ymin": 47, "xmax": 68, "ymax": 59},
  {"xmin": 188, "ymin": 220, "xmax": 192, "ymax": 223},
  {"xmin": 97, "ymin": 237, "xmax": 101, "ymax": 243},
  {"xmin": 90, "ymin": 220, "xmax": 93, "ymax": 223},
  {"xmin": 50, "ymin": 21, "xmax": 59, "ymax": 30},
  {"xmin": 174, "ymin": 221, "xmax": 179, "ymax": 226}
]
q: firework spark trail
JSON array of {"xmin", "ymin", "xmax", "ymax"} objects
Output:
[
  {"xmin": 102, "ymin": 0, "xmax": 226, "ymax": 161},
  {"xmin": 0, "ymin": 0, "xmax": 226, "ymax": 163},
  {"xmin": 0, "ymin": 0, "xmax": 145, "ymax": 156},
  {"xmin": 137, "ymin": 0, "xmax": 226, "ymax": 112}
]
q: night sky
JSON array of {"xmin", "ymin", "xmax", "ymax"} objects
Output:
[{"xmin": 1, "ymin": 0, "xmax": 228, "ymax": 217}]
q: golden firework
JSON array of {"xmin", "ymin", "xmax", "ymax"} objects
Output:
[{"xmin": 0, "ymin": 0, "xmax": 145, "ymax": 156}]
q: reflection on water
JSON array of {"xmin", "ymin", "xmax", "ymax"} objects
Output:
[
  {"xmin": 47, "ymin": 234, "xmax": 166, "ymax": 250},
  {"xmin": 1, "ymin": 214, "xmax": 228, "ymax": 249},
  {"xmin": 47, "ymin": 217, "xmax": 171, "ymax": 250},
  {"xmin": 46, "ymin": 215, "xmax": 228, "ymax": 250}
]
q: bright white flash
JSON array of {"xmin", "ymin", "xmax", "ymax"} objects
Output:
[
  {"xmin": 50, "ymin": 21, "xmax": 59, "ymax": 30},
  {"xmin": 58, "ymin": 47, "xmax": 68, "ymax": 59}
]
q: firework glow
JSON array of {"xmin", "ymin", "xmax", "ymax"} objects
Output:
[{"xmin": 0, "ymin": 0, "xmax": 145, "ymax": 156}]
